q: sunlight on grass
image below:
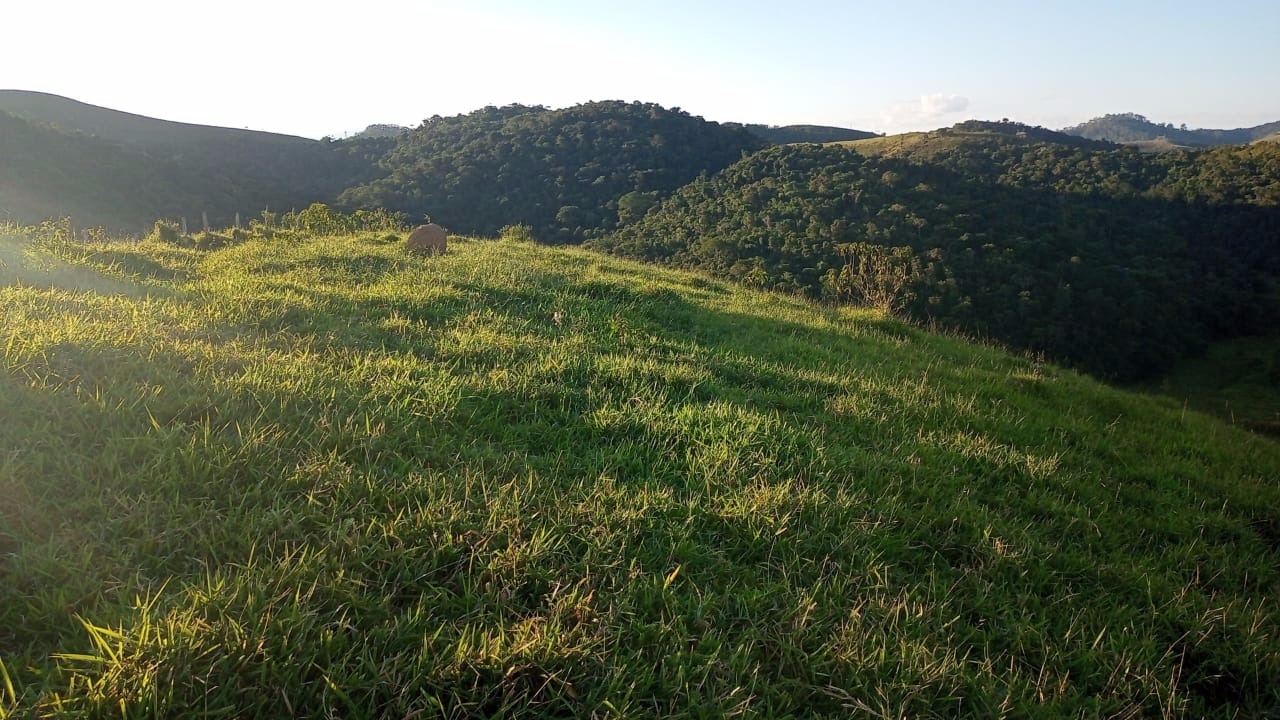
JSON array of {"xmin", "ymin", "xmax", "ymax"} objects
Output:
[{"xmin": 0, "ymin": 229, "xmax": 1277, "ymax": 718}]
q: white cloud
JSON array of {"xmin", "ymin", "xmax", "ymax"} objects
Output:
[{"xmin": 880, "ymin": 93, "xmax": 971, "ymax": 128}]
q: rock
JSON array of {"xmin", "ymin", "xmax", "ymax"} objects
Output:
[{"xmin": 407, "ymin": 224, "xmax": 447, "ymax": 254}]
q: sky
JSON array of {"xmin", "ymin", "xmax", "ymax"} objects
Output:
[{"xmin": 3, "ymin": 0, "xmax": 1279, "ymax": 139}]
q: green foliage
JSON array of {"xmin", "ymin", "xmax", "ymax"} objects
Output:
[
  {"xmin": 596, "ymin": 136, "xmax": 1280, "ymax": 380},
  {"xmin": 499, "ymin": 223, "xmax": 536, "ymax": 243},
  {"xmin": 337, "ymin": 101, "xmax": 763, "ymax": 242},
  {"xmin": 148, "ymin": 220, "xmax": 182, "ymax": 245},
  {"xmin": 281, "ymin": 203, "xmax": 408, "ymax": 236},
  {"xmin": 616, "ymin": 190, "xmax": 660, "ymax": 225},
  {"xmin": 1, "ymin": 230, "xmax": 1277, "ymax": 718},
  {"xmin": 825, "ymin": 242, "xmax": 922, "ymax": 315}
]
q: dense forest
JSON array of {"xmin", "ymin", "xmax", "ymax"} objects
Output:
[
  {"xmin": 593, "ymin": 124, "xmax": 1280, "ymax": 380},
  {"xmin": 337, "ymin": 102, "xmax": 764, "ymax": 242}
]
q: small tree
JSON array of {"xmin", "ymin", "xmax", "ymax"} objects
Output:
[
  {"xmin": 616, "ymin": 191, "xmax": 659, "ymax": 225},
  {"xmin": 829, "ymin": 242, "xmax": 922, "ymax": 316}
]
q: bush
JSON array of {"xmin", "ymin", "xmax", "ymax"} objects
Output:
[
  {"xmin": 150, "ymin": 220, "xmax": 182, "ymax": 245},
  {"xmin": 499, "ymin": 224, "xmax": 535, "ymax": 243},
  {"xmin": 193, "ymin": 231, "xmax": 231, "ymax": 251}
]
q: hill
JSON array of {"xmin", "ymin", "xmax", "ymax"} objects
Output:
[
  {"xmin": 839, "ymin": 120, "xmax": 1115, "ymax": 158},
  {"xmin": 0, "ymin": 110, "xmax": 249, "ymax": 230},
  {"xmin": 727, "ymin": 122, "xmax": 879, "ymax": 144},
  {"xmin": 1063, "ymin": 112, "xmax": 1280, "ymax": 148},
  {"xmin": 1, "ymin": 223, "xmax": 1277, "ymax": 718},
  {"xmin": 338, "ymin": 101, "xmax": 764, "ymax": 242},
  {"xmin": 594, "ymin": 128, "xmax": 1280, "ymax": 380},
  {"xmin": 0, "ymin": 90, "xmax": 320, "ymax": 153},
  {"xmin": 0, "ymin": 90, "xmax": 384, "ymax": 228}
]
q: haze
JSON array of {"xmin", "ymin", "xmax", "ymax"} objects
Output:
[{"xmin": 5, "ymin": 0, "xmax": 1279, "ymax": 138}]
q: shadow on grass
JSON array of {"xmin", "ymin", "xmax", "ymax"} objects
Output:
[{"xmin": 3, "ymin": 251, "xmax": 1280, "ymax": 716}]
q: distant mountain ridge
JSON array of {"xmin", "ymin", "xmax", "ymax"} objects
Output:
[
  {"xmin": 1063, "ymin": 112, "xmax": 1280, "ymax": 149},
  {"xmin": 0, "ymin": 90, "xmax": 315, "ymax": 149},
  {"xmin": 0, "ymin": 90, "xmax": 390, "ymax": 230},
  {"xmin": 725, "ymin": 122, "xmax": 879, "ymax": 144},
  {"xmin": 0, "ymin": 91, "xmax": 863, "ymax": 233}
]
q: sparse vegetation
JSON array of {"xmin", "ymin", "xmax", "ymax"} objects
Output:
[{"xmin": 1, "ymin": 227, "xmax": 1277, "ymax": 718}]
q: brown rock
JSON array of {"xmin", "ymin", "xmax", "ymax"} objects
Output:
[{"xmin": 407, "ymin": 223, "xmax": 447, "ymax": 254}]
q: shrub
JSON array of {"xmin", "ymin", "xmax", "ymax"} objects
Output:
[
  {"xmin": 193, "ymin": 231, "xmax": 231, "ymax": 251},
  {"xmin": 149, "ymin": 220, "xmax": 182, "ymax": 245},
  {"xmin": 499, "ymin": 224, "xmax": 535, "ymax": 243}
]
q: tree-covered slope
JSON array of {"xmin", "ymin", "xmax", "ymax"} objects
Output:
[
  {"xmin": 1063, "ymin": 112, "xmax": 1280, "ymax": 148},
  {"xmin": 595, "ymin": 128, "xmax": 1280, "ymax": 380},
  {"xmin": 338, "ymin": 101, "xmax": 764, "ymax": 242},
  {"xmin": 1, "ymin": 225, "xmax": 1278, "ymax": 718}
]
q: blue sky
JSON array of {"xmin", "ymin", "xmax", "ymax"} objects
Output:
[{"xmin": 4, "ymin": 0, "xmax": 1278, "ymax": 138}]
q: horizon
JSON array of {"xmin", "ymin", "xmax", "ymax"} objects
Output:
[
  {"xmin": 3, "ymin": 87, "xmax": 1275, "ymax": 143},
  {"xmin": 4, "ymin": 1, "xmax": 1280, "ymax": 140}
]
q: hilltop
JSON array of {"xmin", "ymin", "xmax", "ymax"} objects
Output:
[
  {"xmin": 0, "ymin": 90, "xmax": 318, "ymax": 152},
  {"xmin": 337, "ymin": 101, "xmax": 765, "ymax": 242},
  {"xmin": 345, "ymin": 123, "xmax": 409, "ymax": 140},
  {"xmin": 0, "ymin": 223, "xmax": 1277, "ymax": 718},
  {"xmin": 1063, "ymin": 112, "xmax": 1280, "ymax": 149},
  {"xmin": 727, "ymin": 122, "xmax": 879, "ymax": 144},
  {"xmin": 838, "ymin": 120, "xmax": 1115, "ymax": 158}
]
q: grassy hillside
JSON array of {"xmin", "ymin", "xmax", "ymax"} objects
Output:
[
  {"xmin": 0, "ymin": 91, "xmax": 387, "ymax": 229},
  {"xmin": 0, "ymin": 111, "xmax": 246, "ymax": 231},
  {"xmin": 1143, "ymin": 335, "xmax": 1280, "ymax": 436},
  {"xmin": 0, "ymin": 90, "xmax": 319, "ymax": 150},
  {"xmin": 1, "ymin": 225, "xmax": 1278, "ymax": 718}
]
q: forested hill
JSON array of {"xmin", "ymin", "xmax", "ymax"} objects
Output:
[
  {"xmin": 337, "ymin": 102, "xmax": 764, "ymax": 242},
  {"xmin": 1063, "ymin": 112, "xmax": 1280, "ymax": 149},
  {"xmin": 594, "ymin": 125, "xmax": 1280, "ymax": 380}
]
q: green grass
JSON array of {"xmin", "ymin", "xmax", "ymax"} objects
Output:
[
  {"xmin": 1, "ymin": 227, "xmax": 1278, "ymax": 718},
  {"xmin": 1142, "ymin": 334, "xmax": 1280, "ymax": 436}
]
